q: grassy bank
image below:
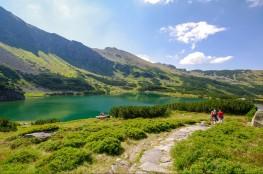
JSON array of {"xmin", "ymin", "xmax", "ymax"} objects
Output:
[
  {"xmin": 172, "ymin": 117, "xmax": 263, "ymax": 173},
  {"xmin": 0, "ymin": 112, "xmax": 207, "ymax": 174}
]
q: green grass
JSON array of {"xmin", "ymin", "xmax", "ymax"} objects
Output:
[{"xmin": 172, "ymin": 118, "xmax": 263, "ymax": 174}]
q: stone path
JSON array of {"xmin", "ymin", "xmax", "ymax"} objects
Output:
[{"xmin": 109, "ymin": 123, "xmax": 208, "ymax": 174}]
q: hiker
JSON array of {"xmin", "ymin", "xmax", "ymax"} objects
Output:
[
  {"xmin": 210, "ymin": 109, "xmax": 218, "ymax": 124},
  {"xmin": 218, "ymin": 109, "xmax": 224, "ymax": 123}
]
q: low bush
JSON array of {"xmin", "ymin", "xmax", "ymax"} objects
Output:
[
  {"xmin": 39, "ymin": 140, "xmax": 63, "ymax": 152},
  {"xmin": 6, "ymin": 148, "xmax": 40, "ymax": 164},
  {"xmin": 124, "ymin": 128, "xmax": 147, "ymax": 140},
  {"xmin": 63, "ymin": 136, "xmax": 86, "ymax": 148},
  {"xmin": 143, "ymin": 121, "xmax": 175, "ymax": 133},
  {"xmin": 86, "ymin": 129, "xmax": 125, "ymax": 142},
  {"xmin": 86, "ymin": 137, "xmax": 122, "ymax": 155},
  {"xmin": 39, "ymin": 147, "xmax": 92, "ymax": 173},
  {"xmin": 0, "ymin": 119, "xmax": 17, "ymax": 132},
  {"xmin": 110, "ymin": 105, "xmax": 169, "ymax": 119},
  {"xmin": 32, "ymin": 118, "xmax": 60, "ymax": 125}
]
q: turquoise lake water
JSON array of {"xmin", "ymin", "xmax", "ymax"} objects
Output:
[{"xmin": 0, "ymin": 94, "xmax": 203, "ymax": 121}]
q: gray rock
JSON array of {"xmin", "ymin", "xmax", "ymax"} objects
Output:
[
  {"xmin": 24, "ymin": 132, "xmax": 53, "ymax": 140},
  {"xmin": 140, "ymin": 162, "xmax": 167, "ymax": 173},
  {"xmin": 252, "ymin": 111, "xmax": 263, "ymax": 127}
]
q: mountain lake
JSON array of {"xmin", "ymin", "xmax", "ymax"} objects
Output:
[{"xmin": 0, "ymin": 94, "xmax": 203, "ymax": 121}]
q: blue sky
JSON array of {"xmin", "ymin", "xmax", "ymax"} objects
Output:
[{"xmin": 0, "ymin": 0, "xmax": 263, "ymax": 70}]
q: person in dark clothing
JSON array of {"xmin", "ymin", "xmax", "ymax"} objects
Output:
[{"xmin": 210, "ymin": 109, "xmax": 218, "ymax": 124}]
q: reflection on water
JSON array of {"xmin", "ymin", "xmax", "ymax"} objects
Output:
[{"xmin": 0, "ymin": 94, "xmax": 203, "ymax": 121}]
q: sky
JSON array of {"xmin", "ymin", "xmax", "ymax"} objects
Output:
[{"xmin": 0, "ymin": 0, "xmax": 263, "ymax": 70}]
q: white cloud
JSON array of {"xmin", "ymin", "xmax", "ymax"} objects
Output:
[
  {"xmin": 137, "ymin": 54, "xmax": 156, "ymax": 63},
  {"xmin": 143, "ymin": 0, "xmax": 174, "ymax": 4},
  {"xmin": 179, "ymin": 52, "xmax": 233, "ymax": 65},
  {"xmin": 179, "ymin": 52, "xmax": 207, "ymax": 65},
  {"xmin": 209, "ymin": 56, "xmax": 233, "ymax": 64},
  {"xmin": 247, "ymin": 0, "xmax": 263, "ymax": 7},
  {"xmin": 161, "ymin": 21, "xmax": 226, "ymax": 49}
]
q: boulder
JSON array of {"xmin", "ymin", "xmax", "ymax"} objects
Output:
[
  {"xmin": 24, "ymin": 132, "xmax": 53, "ymax": 140},
  {"xmin": 252, "ymin": 111, "xmax": 263, "ymax": 127}
]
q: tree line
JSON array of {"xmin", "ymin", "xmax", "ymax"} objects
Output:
[{"xmin": 110, "ymin": 99, "xmax": 255, "ymax": 119}]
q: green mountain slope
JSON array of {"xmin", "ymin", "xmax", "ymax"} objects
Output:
[{"xmin": 0, "ymin": 6, "xmax": 262, "ymax": 101}]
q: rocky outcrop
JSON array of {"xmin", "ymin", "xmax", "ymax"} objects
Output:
[{"xmin": 252, "ymin": 111, "xmax": 263, "ymax": 127}]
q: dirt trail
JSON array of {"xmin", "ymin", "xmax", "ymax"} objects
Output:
[{"xmin": 109, "ymin": 123, "xmax": 208, "ymax": 174}]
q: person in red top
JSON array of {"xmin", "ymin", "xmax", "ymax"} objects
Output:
[{"xmin": 217, "ymin": 109, "xmax": 224, "ymax": 123}]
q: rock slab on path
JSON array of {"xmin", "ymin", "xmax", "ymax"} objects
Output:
[{"xmin": 252, "ymin": 111, "xmax": 263, "ymax": 127}]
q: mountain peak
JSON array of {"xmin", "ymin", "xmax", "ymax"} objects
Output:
[{"xmin": 0, "ymin": 6, "xmax": 115, "ymax": 76}]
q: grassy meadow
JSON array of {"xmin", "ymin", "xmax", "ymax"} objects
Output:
[{"xmin": 0, "ymin": 111, "xmax": 208, "ymax": 174}]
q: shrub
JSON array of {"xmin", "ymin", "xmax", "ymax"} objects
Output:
[
  {"xmin": 63, "ymin": 136, "xmax": 86, "ymax": 148},
  {"xmin": 110, "ymin": 99, "xmax": 253, "ymax": 120},
  {"xmin": 0, "ymin": 119, "xmax": 17, "ymax": 132},
  {"xmin": 39, "ymin": 147, "xmax": 92, "ymax": 173},
  {"xmin": 110, "ymin": 105, "xmax": 169, "ymax": 119},
  {"xmin": 33, "ymin": 118, "xmax": 60, "ymax": 125},
  {"xmin": 246, "ymin": 106, "xmax": 257, "ymax": 121},
  {"xmin": 86, "ymin": 137, "xmax": 123, "ymax": 155},
  {"xmin": 10, "ymin": 137, "xmax": 36, "ymax": 149},
  {"xmin": 125, "ymin": 128, "xmax": 147, "ymax": 140},
  {"xmin": 6, "ymin": 148, "xmax": 40, "ymax": 164},
  {"xmin": 39, "ymin": 140, "xmax": 63, "ymax": 152},
  {"xmin": 86, "ymin": 129, "xmax": 125, "ymax": 142}
]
